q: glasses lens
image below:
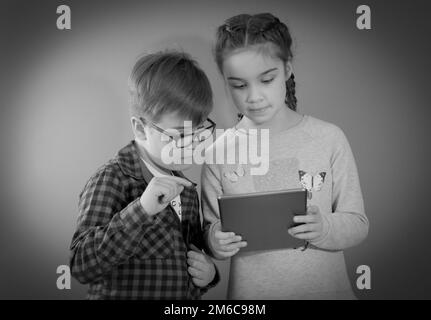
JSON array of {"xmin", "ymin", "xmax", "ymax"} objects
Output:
[
  {"xmin": 195, "ymin": 128, "xmax": 214, "ymax": 142},
  {"xmin": 174, "ymin": 119, "xmax": 215, "ymax": 148},
  {"xmin": 176, "ymin": 135, "xmax": 193, "ymax": 148}
]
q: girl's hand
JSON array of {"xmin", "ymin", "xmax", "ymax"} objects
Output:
[
  {"xmin": 288, "ymin": 205, "xmax": 325, "ymax": 242},
  {"xmin": 211, "ymin": 224, "xmax": 247, "ymax": 258},
  {"xmin": 187, "ymin": 245, "xmax": 216, "ymax": 287}
]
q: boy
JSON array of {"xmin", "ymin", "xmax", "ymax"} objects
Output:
[{"xmin": 69, "ymin": 50, "xmax": 219, "ymax": 299}]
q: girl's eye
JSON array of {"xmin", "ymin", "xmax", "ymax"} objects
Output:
[
  {"xmin": 262, "ymin": 78, "xmax": 274, "ymax": 84},
  {"xmin": 230, "ymin": 83, "xmax": 246, "ymax": 89}
]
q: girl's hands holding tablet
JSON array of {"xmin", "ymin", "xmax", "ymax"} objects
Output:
[
  {"xmin": 288, "ymin": 205, "xmax": 325, "ymax": 242},
  {"xmin": 211, "ymin": 224, "xmax": 247, "ymax": 258}
]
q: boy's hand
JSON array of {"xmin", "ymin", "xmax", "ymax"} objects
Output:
[
  {"xmin": 288, "ymin": 205, "xmax": 324, "ymax": 241},
  {"xmin": 187, "ymin": 245, "xmax": 216, "ymax": 287},
  {"xmin": 211, "ymin": 223, "xmax": 247, "ymax": 258},
  {"xmin": 140, "ymin": 176, "xmax": 192, "ymax": 216}
]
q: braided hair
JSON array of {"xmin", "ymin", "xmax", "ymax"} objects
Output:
[{"xmin": 214, "ymin": 13, "xmax": 297, "ymax": 111}]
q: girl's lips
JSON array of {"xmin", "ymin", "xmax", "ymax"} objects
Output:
[{"xmin": 248, "ymin": 106, "xmax": 271, "ymax": 114}]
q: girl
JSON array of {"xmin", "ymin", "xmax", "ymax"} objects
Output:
[{"xmin": 201, "ymin": 13, "xmax": 369, "ymax": 299}]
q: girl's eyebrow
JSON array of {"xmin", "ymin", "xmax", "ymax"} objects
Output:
[{"xmin": 227, "ymin": 67, "xmax": 278, "ymax": 81}]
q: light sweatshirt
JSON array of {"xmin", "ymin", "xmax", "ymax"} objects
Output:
[{"xmin": 201, "ymin": 115, "xmax": 369, "ymax": 299}]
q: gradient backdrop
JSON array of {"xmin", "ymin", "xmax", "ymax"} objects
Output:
[{"xmin": 0, "ymin": 0, "xmax": 430, "ymax": 299}]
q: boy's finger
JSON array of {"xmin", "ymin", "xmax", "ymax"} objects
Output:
[
  {"xmin": 161, "ymin": 175, "xmax": 193, "ymax": 188},
  {"xmin": 154, "ymin": 180, "xmax": 184, "ymax": 203},
  {"xmin": 161, "ymin": 188, "xmax": 184, "ymax": 204},
  {"xmin": 192, "ymin": 278, "xmax": 206, "ymax": 287},
  {"xmin": 187, "ymin": 258, "xmax": 207, "ymax": 271},
  {"xmin": 187, "ymin": 250, "xmax": 207, "ymax": 263},
  {"xmin": 188, "ymin": 266, "xmax": 205, "ymax": 280}
]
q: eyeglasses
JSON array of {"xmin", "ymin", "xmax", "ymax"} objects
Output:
[{"xmin": 139, "ymin": 117, "xmax": 216, "ymax": 148}]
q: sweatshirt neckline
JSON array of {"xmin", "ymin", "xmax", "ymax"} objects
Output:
[{"xmin": 233, "ymin": 114, "xmax": 308, "ymax": 137}]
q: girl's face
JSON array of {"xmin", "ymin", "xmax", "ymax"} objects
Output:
[{"xmin": 222, "ymin": 48, "xmax": 291, "ymax": 126}]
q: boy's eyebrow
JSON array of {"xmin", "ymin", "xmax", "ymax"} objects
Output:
[{"xmin": 227, "ymin": 67, "xmax": 278, "ymax": 81}]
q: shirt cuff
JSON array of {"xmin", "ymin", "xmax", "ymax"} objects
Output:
[
  {"xmin": 309, "ymin": 213, "xmax": 331, "ymax": 247},
  {"xmin": 206, "ymin": 221, "xmax": 226, "ymax": 260}
]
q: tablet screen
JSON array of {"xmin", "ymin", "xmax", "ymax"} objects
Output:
[{"xmin": 217, "ymin": 188, "xmax": 307, "ymax": 252}]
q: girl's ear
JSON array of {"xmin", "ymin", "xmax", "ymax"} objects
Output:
[
  {"xmin": 284, "ymin": 61, "xmax": 293, "ymax": 79},
  {"xmin": 131, "ymin": 117, "xmax": 147, "ymax": 140}
]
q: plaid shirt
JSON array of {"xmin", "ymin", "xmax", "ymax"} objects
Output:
[{"xmin": 69, "ymin": 141, "xmax": 218, "ymax": 299}]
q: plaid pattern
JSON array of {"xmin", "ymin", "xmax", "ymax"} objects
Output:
[{"xmin": 69, "ymin": 141, "xmax": 218, "ymax": 299}]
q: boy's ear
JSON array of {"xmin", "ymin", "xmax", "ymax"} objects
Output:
[
  {"xmin": 284, "ymin": 61, "xmax": 293, "ymax": 79},
  {"xmin": 131, "ymin": 117, "xmax": 147, "ymax": 140}
]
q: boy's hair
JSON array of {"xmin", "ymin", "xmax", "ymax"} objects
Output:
[
  {"xmin": 214, "ymin": 13, "xmax": 297, "ymax": 111},
  {"xmin": 129, "ymin": 50, "xmax": 213, "ymax": 125}
]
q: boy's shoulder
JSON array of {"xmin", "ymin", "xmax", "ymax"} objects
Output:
[
  {"xmin": 85, "ymin": 158, "xmax": 122, "ymax": 186},
  {"xmin": 81, "ymin": 141, "xmax": 145, "ymax": 193}
]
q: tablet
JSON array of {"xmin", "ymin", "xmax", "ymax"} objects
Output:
[{"xmin": 217, "ymin": 188, "xmax": 307, "ymax": 252}]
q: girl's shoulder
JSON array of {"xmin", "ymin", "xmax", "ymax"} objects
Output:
[{"xmin": 301, "ymin": 115, "xmax": 347, "ymax": 144}]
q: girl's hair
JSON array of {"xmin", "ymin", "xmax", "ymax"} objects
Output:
[
  {"xmin": 214, "ymin": 13, "xmax": 297, "ymax": 111},
  {"xmin": 129, "ymin": 50, "xmax": 213, "ymax": 124}
]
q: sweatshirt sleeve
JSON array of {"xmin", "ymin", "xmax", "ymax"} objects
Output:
[
  {"xmin": 310, "ymin": 127, "xmax": 369, "ymax": 250},
  {"xmin": 200, "ymin": 162, "xmax": 227, "ymax": 260}
]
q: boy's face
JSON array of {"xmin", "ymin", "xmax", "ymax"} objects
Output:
[{"xmin": 132, "ymin": 112, "xmax": 196, "ymax": 171}]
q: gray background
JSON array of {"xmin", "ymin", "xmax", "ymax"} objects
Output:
[{"xmin": 0, "ymin": 0, "xmax": 430, "ymax": 299}]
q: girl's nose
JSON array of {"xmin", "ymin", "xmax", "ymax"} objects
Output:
[{"xmin": 246, "ymin": 85, "xmax": 263, "ymax": 103}]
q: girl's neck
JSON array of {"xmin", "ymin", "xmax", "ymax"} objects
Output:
[{"xmin": 238, "ymin": 107, "xmax": 303, "ymax": 134}]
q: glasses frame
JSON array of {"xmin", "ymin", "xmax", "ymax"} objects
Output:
[{"xmin": 139, "ymin": 117, "xmax": 216, "ymax": 148}]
